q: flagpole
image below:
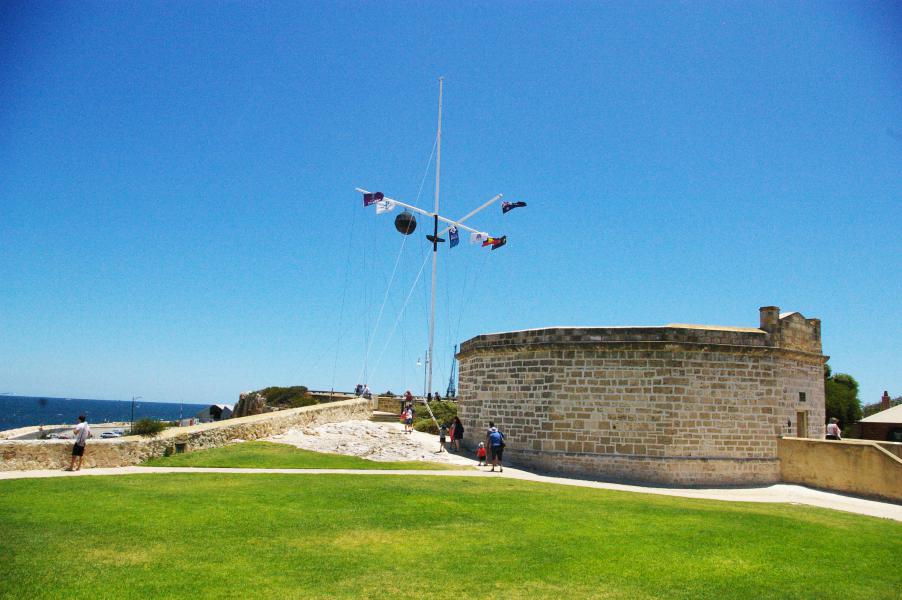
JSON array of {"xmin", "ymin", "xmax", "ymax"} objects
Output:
[{"xmin": 427, "ymin": 76, "xmax": 443, "ymax": 400}]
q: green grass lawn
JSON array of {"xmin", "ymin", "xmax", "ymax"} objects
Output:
[
  {"xmin": 1, "ymin": 474, "xmax": 899, "ymax": 599},
  {"xmin": 142, "ymin": 441, "xmax": 467, "ymax": 470}
]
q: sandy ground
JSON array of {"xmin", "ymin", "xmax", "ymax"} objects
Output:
[{"xmin": 267, "ymin": 419, "xmax": 478, "ymax": 466}]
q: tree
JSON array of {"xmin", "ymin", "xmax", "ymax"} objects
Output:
[{"xmin": 823, "ymin": 365, "xmax": 862, "ymax": 428}]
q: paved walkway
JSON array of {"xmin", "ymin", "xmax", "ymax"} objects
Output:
[{"xmin": 2, "ymin": 464, "xmax": 899, "ymax": 522}]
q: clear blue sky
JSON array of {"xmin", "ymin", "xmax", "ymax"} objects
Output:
[{"xmin": 1, "ymin": 2, "xmax": 899, "ymax": 406}]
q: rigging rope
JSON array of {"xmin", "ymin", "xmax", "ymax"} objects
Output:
[
  {"xmin": 329, "ymin": 197, "xmax": 360, "ymax": 395},
  {"xmin": 368, "ymin": 250, "xmax": 431, "ymax": 384},
  {"xmin": 357, "ymin": 133, "xmax": 438, "ymax": 387},
  {"xmin": 357, "ymin": 232, "xmax": 410, "ymax": 385}
]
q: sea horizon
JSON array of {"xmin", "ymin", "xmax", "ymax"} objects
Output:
[{"xmin": 0, "ymin": 395, "xmax": 215, "ymax": 432}]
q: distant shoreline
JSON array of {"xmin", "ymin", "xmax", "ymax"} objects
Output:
[{"xmin": 0, "ymin": 396, "xmax": 211, "ymax": 433}]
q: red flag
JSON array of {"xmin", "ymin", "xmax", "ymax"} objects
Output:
[{"xmin": 363, "ymin": 191, "xmax": 384, "ymax": 207}]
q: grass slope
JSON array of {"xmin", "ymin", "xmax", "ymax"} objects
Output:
[
  {"xmin": 143, "ymin": 441, "xmax": 466, "ymax": 470},
  {"xmin": 1, "ymin": 474, "xmax": 899, "ymax": 599}
]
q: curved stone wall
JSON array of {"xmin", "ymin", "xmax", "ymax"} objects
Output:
[{"xmin": 457, "ymin": 308, "xmax": 826, "ymax": 485}]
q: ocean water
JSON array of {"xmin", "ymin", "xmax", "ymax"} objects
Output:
[{"xmin": 0, "ymin": 396, "xmax": 210, "ymax": 432}]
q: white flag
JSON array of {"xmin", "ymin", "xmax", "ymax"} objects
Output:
[
  {"xmin": 470, "ymin": 232, "xmax": 488, "ymax": 245},
  {"xmin": 375, "ymin": 199, "xmax": 395, "ymax": 214}
]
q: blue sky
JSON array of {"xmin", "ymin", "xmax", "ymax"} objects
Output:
[{"xmin": 1, "ymin": 2, "xmax": 899, "ymax": 406}]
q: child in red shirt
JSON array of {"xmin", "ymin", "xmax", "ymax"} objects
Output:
[{"xmin": 476, "ymin": 442, "xmax": 487, "ymax": 466}]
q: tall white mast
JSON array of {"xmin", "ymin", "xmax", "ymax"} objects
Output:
[
  {"xmin": 355, "ymin": 78, "xmax": 512, "ymax": 408},
  {"xmin": 426, "ymin": 77, "xmax": 443, "ymax": 397}
]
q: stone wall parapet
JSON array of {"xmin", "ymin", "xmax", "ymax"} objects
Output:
[
  {"xmin": 0, "ymin": 398, "xmax": 370, "ymax": 471},
  {"xmin": 778, "ymin": 437, "xmax": 902, "ymax": 503},
  {"xmin": 459, "ymin": 326, "xmax": 769, "ymax": 356}
]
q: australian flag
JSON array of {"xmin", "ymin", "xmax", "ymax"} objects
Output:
[
  {"xmin": 363, "ymin": 191, "xmax": 384, "ymax": 207},
  {"xmin": 449, "ymin": 227, "xmax": 459, "ymax": 248},
  {"xmin": 502, "ymin": 201, "xmax": 527, "ymax": 214}
]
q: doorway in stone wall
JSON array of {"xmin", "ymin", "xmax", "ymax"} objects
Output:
[{"xmin": 796, "ymin": 411, "xmax": 808, "ymax": 438}]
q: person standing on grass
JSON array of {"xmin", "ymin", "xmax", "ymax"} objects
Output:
[
  {"xmin": 485, "ymin": 421, "xmax": 505, "ymax": 472},
  {"xmin": 451, "ymin": 416, "xmax": 464, "ymax": 452},
  {"xmin": 67, "ymin": 415, "xmax": 92, "ymax": 471},
  {"xmin": 826, "ymin": 417, "xmax": 842, "ymax": 440}
]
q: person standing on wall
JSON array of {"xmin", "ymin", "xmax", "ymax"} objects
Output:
[
  {"xmin": 826, "ymin": 417, "xmax": 842, "ymax": 440},
  {"xmin": 485, "ymin": 421, "xmax": 505, "ymax": 472},
  {"xmin": 67, "ymin": 415, "xmax": 92, "ymax": 471}
]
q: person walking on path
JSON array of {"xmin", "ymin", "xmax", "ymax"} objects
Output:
[
  {"xmin": 67, "ymin": 415, "xmax": 92, "ymax": 471},
  {"xmin": 826, "ymin": 417, "xmax": 842, "ymax": 440},
  {"xmin": 451, "ymin": 416, "xmax": 464, "ymax": 452},
  {"xmin": 485, "ymin": 421, "xmax": 505, "ymax": 472},
  {"xmin": 438, "ymin": 423, "xmax": 448, "ymax": 452},
  {"xmin": 402, "ymin": 404, "xmax": 414, "ymax": 433},
  {"xmin": 401, "ymin": 390, "xmax": 413, "ymax": 415}
]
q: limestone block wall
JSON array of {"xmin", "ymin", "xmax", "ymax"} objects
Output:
[
  {"xmin": 779, "ymin": 437, "xmax": 902, "ymax": 503},
  {"xmin": 457, "ymin": 308, "xmax": 826, "ymax": 485},
  {"xmin": 0, "ymin": 398, "xmax": 370, "ymax": 471}
]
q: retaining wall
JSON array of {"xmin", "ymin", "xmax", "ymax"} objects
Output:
[
  {"xmin": 0, "ymin": 398, "xmax": 370, "ymax": 471},
  {"xmin": 778, "ymin": 437, "xmax": 902, "ymax": 503}
]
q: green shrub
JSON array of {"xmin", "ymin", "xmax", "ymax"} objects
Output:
[
  {"xmin": 255, "ymin": 386, "xmax": 316, "ymax": 409},
  {"xmin": 412, "ymin": 400, "xmax": 457, "ymax": 434},
  {"xmin": 130, "ymin": 418, "xmax": 167, "ymax": 437}
]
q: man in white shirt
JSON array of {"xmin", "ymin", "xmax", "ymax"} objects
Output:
[{"xmin": 67, "ymin": 415, "xmax": 92, "ymax": 471}]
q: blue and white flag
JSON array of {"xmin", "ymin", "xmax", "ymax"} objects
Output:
[
  {"xmin": 470, "ymin": 232, "xmax": 488, "ymax": 245},
  {"xmin": 375, "ymin": 199, "xmax": 395, "ymax": 214},
  {"xmin": 449, "ymin": 227, "xmax": 459, "ymax": 248}
]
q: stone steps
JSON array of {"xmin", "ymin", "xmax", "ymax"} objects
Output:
[{"xmin": 370, "ymin": 411, "xmax": 401, "ymax": 424}]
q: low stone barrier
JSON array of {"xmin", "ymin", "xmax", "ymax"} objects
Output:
[
  {"xmin": 374, "ymin": 395, "xmax": 403, "ymax": 413},
  {"xmin": 0, "ymin": 398, "xmax": 370, "ymax": 471},
  {"xmin": 778, "ymin": 437, "xmax": 902, "ymax": 503}
]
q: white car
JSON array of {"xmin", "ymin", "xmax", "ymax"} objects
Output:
[{"xmin": 100, "ymin": 431, "xmax": 122, "ymax": 439}]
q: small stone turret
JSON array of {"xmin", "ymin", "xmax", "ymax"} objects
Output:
[
  {"xmin": 758, "ymin": 306, "xmax": 822, "ymax": 354},
  {"xmin": 759, "ymin": 306, "xmax": 781, "ymax": 332}
]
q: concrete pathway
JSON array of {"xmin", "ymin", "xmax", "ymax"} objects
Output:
[{"xmin": 2, "ymin": 463, "xmax": 899, "ymax": 522}]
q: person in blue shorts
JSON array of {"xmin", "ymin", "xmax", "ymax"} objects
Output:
[{"xmin": 485, "ymin": 421, "xmax": 505, "ymax": 472}]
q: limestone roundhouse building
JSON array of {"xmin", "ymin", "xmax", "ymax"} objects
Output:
[{"xmin": 456, "ymin": 306, "xmax": 826, "ymax": 485}]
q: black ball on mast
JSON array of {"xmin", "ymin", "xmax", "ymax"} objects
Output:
[{"xmin": 394, "ymin": 211, "xmax": 417, "ymax": 235}]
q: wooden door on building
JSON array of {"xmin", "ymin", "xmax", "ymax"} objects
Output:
[{"xmin": 796, "ymin": 411, "xmax": 808, "ymax": 438}]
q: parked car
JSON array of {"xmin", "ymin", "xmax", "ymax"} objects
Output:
[{"xmin": 100, "ymin": 431, "xmax": 122, "ymax": 439}]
